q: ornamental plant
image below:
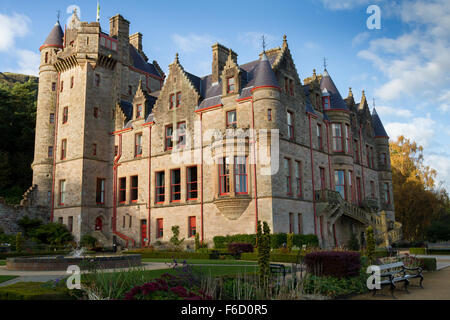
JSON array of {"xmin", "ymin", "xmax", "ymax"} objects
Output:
[
  {"xmin": 287, "ymin": 233, "xmax": 294, "ymax": 253},
  {"xmin": 170, "ymin": 225, "xmax": 185, "ymax": 250},
  {"xmin": 257, "ymin": 221, "xmax": 271, "ymax": 287},
  {"xmin": 194, "ymin": 233, "xmax": 200, "ymax": 251},
  {"xmin": 228, "ymin": 243, "xmax": 254, "ymax": 255},
  {"xmin": 365, "ymin": 226, "xmax": 375, "ymax": 264},
  {"xmin": 304, "ymin": 251, "xmax": 361, "ymax": 278},
  {"xmin": 15, "ymin": 232, "xmax": 24, "ymax": 252}
]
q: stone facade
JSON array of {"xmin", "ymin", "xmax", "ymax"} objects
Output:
[{"xmin": 29, "ymin": 12, "xmax": 398, "ymax": 248}]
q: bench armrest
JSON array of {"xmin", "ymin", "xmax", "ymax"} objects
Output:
[{"xmin": 404, "ymin": 266, "xmax": 422, "ymax": 272}]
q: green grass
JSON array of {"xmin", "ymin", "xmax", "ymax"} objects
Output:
[
  {"xmin": 0, "ymin": 275, "xmax": 19, "ymax": 284},
  {"xmin": 142, "ymin": 258, "xmax": 258, "ymax": 265},
  {"xmin": 0, "ymin": 260, "xmax": 6, "ymax": 266}
]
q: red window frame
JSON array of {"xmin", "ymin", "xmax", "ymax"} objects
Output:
[
  {"xmin": 135, "ymin": 133, "xmax": 143, "ymax": 157},
  {"xmin": 317, "ymin": 124, "xmax": 323, "ymax": 150},
  {"xmin": 176, "ymin": 92, "xmax": 181, "ymax": 108},
  {"xmin": 48, "ymin": 146, "xmax": 53, "ymax": 158},
  {"xmin": 227, "ymin": 77, "xmax": 235, "ymax": 94},
  {"xmin": 356, "ymin": 177, "xmax": 362, "ymax": 205},
  {"xmin": 219, "ymin": 157, "xmax": 230, "ymax": 195},
  {"xmin": 114, "ymin": 145, "xmax": 118, "ymax": 156},
  {"xmin": 332, "ymin": 123, "xmax": 343, "ymax": 152},
  {"xmin": 289, "ymin": 213, "xmax": 294, "ymax": 233},
  {"xmin": 155, "ymin": 171, "xmax": 165, "ymax": 204},
  {"xmin": 349, "ymin": 171, "xmax": 355, "ymax": 203},
  {"xmin": 320, "ymin": 167, "xmax": 326, "ymax": 190},
  {"xmin": 234, "ymin": 156, "xmax": 248, "ymax": 195},
  {"xmin": 62, "ymin": 107, "xmax": 68, "ymax": 124},
  {"xmin": 188, "ymin": 216, "xmax": 196, "ymax": 238},
  {"xmin": 334, "ymin": 170, "xmax": 346, "ymax": 200},
  {"xmin": 119, "ymin": 177, "xmax": 126, "ymax": 204},
  {"xmin": 187, "ymin": 166, "xmax": 198, "ymax": 200},
  {"xmin": 345, "ymin": 124, "xmax": 352, "ymax": 154},
  {"xmin": 284, "ymin": 158, "xmax": 292, "ymax": 195},
  {"xmin": 61, "ymin": 139, "xmax": 67, "ymax": 160},
  {"xmin": 322, "ymin": 96, "xmax": 330, "ymax": 109},
  {"xmin": 131, "ymin": 175, "xmax": 138, "ymax": 203},
  {"xmin": 177, "ymin": 122, "xmax": 186, "ymax": 148},
  {"xmin": 384, "ymin": 183, "xmax": 390, "ymax": 204},
  {"xmin": 169, "ymin": 94, "xmax": 175, "ymax": 109},
  {"xmin": 96, "ymin": 178, "xmax": 105, "ymax": 205},
  {"xmin": 226, "ymin": 110, "xmax": 237, "ymax": 128},
  {"xmin": 156, "ymin": 218, "xmax": 163, "ymax": 238},
  {"xmin": 287, "ymin": 111, "xmax": 294, "ymax": 140},
  {"xmin": 294, "ymin": 161, "xmax": 302, "ymax": 197},
  {"xmin": 136, "ymin": 105, "xmax": 143, "ymax": 119},
  {"xmin": 170, "ymin": 169, "xmax": 181, "ymax": 202},
  {"xmin": 59, "ymin": 180, "xmax": 66, "ymax": 205},
  {"xmin": 99, "ymin": 33, "xmax": 118, "ymax": 51},
  {"xmin": 165, "ymin": 125, "xmax": 173, "ymax": 150}
]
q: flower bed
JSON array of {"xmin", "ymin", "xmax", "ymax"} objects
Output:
[{"xmin": 304, "ymin": 251, "xmax": 361, "ymax": 278}]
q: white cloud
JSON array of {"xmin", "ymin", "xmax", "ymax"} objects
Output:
[
  {"xmin": 352, "ymin": 32, "xmax": 370, "ymax": 47},
  {"xmin": 385, "ymin": 117, "xmax": 435, "ymax": 147},
  {"xmin": 172, "ymin": 33, "xmax": 216, "ymax": 53},
  {"xmin": 0, "ymin": 13, "xmax": 30, "ymax": 52},
  {"xmin": 425, "ymin": 154, "xmax": 450, "ymax": 191},
  {"xmin": 317, "ymin": 0, "xmax": 372, "ymax": 10},
  {"xmin": 376, "ymin": 105, "xmax": 413, "ymax": 118},
  {"xmin": 14, "ymin": 49, "xmax": 40, "ymax": 76}
]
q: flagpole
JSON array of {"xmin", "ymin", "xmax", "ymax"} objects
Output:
[{"xmin": 96, "ymin": 1, "xmax": 100, "ymax": 23}]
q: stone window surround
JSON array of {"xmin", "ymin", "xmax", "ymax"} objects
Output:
[{"xmin": 215, "ymin": 155, "xmax": 250, "ymax": 199}]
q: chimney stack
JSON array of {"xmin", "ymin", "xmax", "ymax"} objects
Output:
[
  {"xmin": 130, "ymin": 32, "xmax": 143, "ymax": 52},
  {"xmin": 212, "ymin": 43, "xmax": 237, "ymax": 83}
]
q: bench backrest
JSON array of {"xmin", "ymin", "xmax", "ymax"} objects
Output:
[{"xmin": 378, "ymin": 262, "xmax": 404, "ymax": 271}]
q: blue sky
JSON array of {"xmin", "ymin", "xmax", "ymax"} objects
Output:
[{"xmin": 1, "ymin": 0, "xmax": 449, "ymax": 191}]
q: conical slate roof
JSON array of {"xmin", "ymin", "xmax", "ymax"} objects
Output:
[
  {"xmin": 253, "ymin": 52, "xmax": 279, "ymax": 89},
  {"xmin": 320, "ymin": 69, "xmax": 348, "ymax": 110},
  {"xmin": 42, "ymin": 21, "xmax": 64, "ymax": 48},
  {"xmin": 371, "ymin": 108, "xmax": 389, "ymax": 138}
]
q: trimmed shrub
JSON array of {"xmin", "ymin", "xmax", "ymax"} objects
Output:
[
  {"xmin": 419, "ymin": 257, "xmax": 437, "ymax": 271},
  {"xmin": 124, "ymin": 250, "xmax": 209, "ymax": 260},
  {"xmin": 0, "ymin": 282, "xmax": 74, "ymax": 300},
  {"xmin": 241, "ymin": 252, "xmax": 300, "ymax": 263},
  {"xmin": 410, "ymin": 247, "xmax": 426, "ymax": 255},
  {"xmin": 80, "ymin": 235, "xmax": 98, "ymax": 249},
  {"xmin": 213, "ymin": 233, "xmax": 318, "ymax": 249},
  {"xmin": 304, "ymin": 251, "xmax": 361, "ymax": 278},
  {"xmin": 228, "ymin": 243, "xmax": 254, "ymax": 255}
]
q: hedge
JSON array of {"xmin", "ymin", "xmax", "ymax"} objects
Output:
[
  {"xmin": 419, "ymin": 258, "xmax": 437, "ymax": 271},
  {"xmin": 124, "ymin": 250, "xmax": 210, "ymax": 260},
  {"xmin": 304, "ymin": 251, "xmax": 361, "ymax": 278},
  {"xmin": 410, "ymin": 248, "xmax": 427, "ymax": 255},
  {"xmin": 0, "ymin": 282, "xmax": 74, "ymax": 300},
  {"xmin": 0, "ymin": 250, "xmax": 71, "ymax": 260},
  {"xmin": 213, "ymin": 233, "xmax": 318, "ymax": 249},
  {"xmin": 241, "ymin": 252, "xmax": 300, "ymax": 263}
]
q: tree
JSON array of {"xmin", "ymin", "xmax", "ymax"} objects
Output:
[
  {"xmin": 390, "ymin": 136, "xmax": 449, "ymax": 241},
  {"xmin": 170, "ymin": 225, "xmax": 185, "ymax": 249},
  {"xmin": 17, "ymin": 216, "xmax": 43, "ymax": 238},
  {"xmin": 15, "ymin": 232, "xmax": 24, "ymax": 252},
  {"xmin": 257, "ymin": 221, "xmax": 271, "ymax": 287},
  {"xmin": 32, "ymin": 223, "xmax": 74, "ymax": 246}
]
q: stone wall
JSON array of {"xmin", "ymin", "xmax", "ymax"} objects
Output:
[{"xmin": 0, "ymin": 198, "xmax": 50, "ymax": 235}]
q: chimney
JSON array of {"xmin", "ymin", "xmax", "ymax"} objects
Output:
[
  {"xmin": 212, "ymin": 43, "xmax": 237, "ymax": 83},
  {"xmin": 109, "ymin": 14, "xmax": 130, "ymax": 40},
  {"xmin": 130, "ymin": 32, "xmax": 143, "ymax": 52}
]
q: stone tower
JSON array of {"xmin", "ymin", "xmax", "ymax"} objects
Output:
[{"xmin": 31, "ymin": 21, "xmax": 64, "ymax": 208}]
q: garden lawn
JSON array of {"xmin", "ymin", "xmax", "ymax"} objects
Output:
[
  {"xmin": 0, "ymin": 260, "xmax": 6, "ymax": 266},
  {"xmin": 142, "ymin": 258, "xmax": 258, "ymax": 265},
  {"xmin": 0, "ymin": 276, "xmax": 18, "ymax": 284}
]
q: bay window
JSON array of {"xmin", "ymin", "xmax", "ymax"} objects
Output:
[
  {"xmin": 234, "ymin": 156, "xmax": 248, "ymax": 194},
  {"xmin": 219, "ymin": 157, "xmax": 230, "ymax": 195},
  {"xmin": 332, "ymin": 123, "xmax": 343, "ymax": 152},
  {"xmin": 334, "ymin": 170, "xmax": 346, "ymax": 200}
]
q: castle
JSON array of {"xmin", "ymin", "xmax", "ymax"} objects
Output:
[{"xmin": 29, "ymin": 11, "xmax": 400, "ymax": 248}]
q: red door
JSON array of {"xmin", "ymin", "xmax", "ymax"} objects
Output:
[
  {"xmin": 141, "ymin": 220, "xmax": 148, "ymax": 247},
  {"xmin": 95, "ymin": 217, "xmax": 103, "ymax": 231}
]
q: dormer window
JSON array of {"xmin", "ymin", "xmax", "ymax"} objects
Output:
[
  {"xmin": 227, "ymin": 77, "xmax": 235, "ymax": 94},
  {"xmin": 323, "ymin": 96, "xmax": 330, "ymax": 109},
  {"xmin": 136, "ymin": 105, "xmax": 143, "ymax": 119},
  {"xmin": 226, "ymin": 110, "xmax": 237, "ymax": 129}
]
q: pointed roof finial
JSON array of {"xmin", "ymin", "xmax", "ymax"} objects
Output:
[
  {"xmin": 313, "ymin": 69, "xmax": 317, "ymax": 78},
  {"xmin": 56, "ymin": 10, "xmax": 61, "ymax": 22},
  {"xmin": 323, "ymin": 57, "xmax": 328, "ymax": 70},
  {"xmin": 373, "ymin": 97, "xmax": 376, "ymax": 108},
  {"xmin": 262, "ymin": 35, "xmax": 266, "ymax": 53},
  {"xmin": 175, "ymin": 53, "xmax": 179, "ymax": 63},
  {"xmin": 283, "ymin": 34, "xmax": 287, "ymax": 42},
  {"xmin": 348, "ymin": 87, "xmax": 353, "ymax": 97},
  {"xmin": 362, "ymin": 90, "xmax": 366, "ymax": 98}
]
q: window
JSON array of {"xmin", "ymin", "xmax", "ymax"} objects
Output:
[
  {"xmin": 234, "ymin": 156, "xmax": 248, "ymax": 194},
  {"xmin": 177, "ymin": 122, "xmax": 186, "ymax": 148},
  {"xmin": 136, "ymin": 105, "xmax": 143, "ymax": 119},
  {"xmin": 187, "ymin": 166, "xmax": 198, "ymax": 200},
  {"xmin": 131, "ymin": 176, "xmax": 138, "ymax": 202},
  {"xmin": 50, "ymin": 113, "xmax": 55, "ymax": 124},
  {"xmin": 129, "ymin": 216, "xmax": 132, "ymax": 228},
  {"xmin": 284, "ymin": 158, "xmax": 292, "ymax": 195},
  {"xmin": 68, "ymin": 216, "xmax": 73, "ymax": 232},
  {"xmin": 61, "ymin": 139, "xmax": 67, "ymax": 160},
  {"xmin": 334, "ymin": 170, "xmax": 346, "ymax": 200},
  {"xmin": 188, "ymin": 216, "xmax": 196, "ymax": 238},
  {"xmin": 92, "ymin": 144, "xmax": 97, "ymax": 156},
  {"xmin": 332, "ymin": 123, "xmax": 343, "ymax": 152},
  {"xmin": 380, "ymin": 153, "xmax": 387, "ymax": 166},
  {"xmin": 155, "ymin": 172, "xmax": 165, "ymax": 203},
  {"xmin": 119, "ymin": 177, "xmax": 126, "ymax": 203},
  {"xmin": 165, "ymin": 125, "xmax": 173, "ymax": 150},
  {"xmin": 320, "ymin": 167, "xmax": 326, "ymax": 190},
  {"xmin": 94, "ymin": 107, "xmax": 99, "ymax": 118},
  {"xmin": 294, "ymin": 161, "xmax": 302, "ymax": 197},
  {"xmin": 268, "ymin": 109, "xmax": 272, "ymax": 121},
  {"xmin": 135, "ymin": 133, "xmax": 143, "ymax": 157},
  {"xmin": 219, "ymin": 157, "xmax": 230, "ymax": 195},
  {"xmin": 52, "ymin": 82, "xmax": 56, "ymax": 91},
  {"xmin": 356, "ymin": 177, "xmax": 362, "ymax": 205},
  {"xmin": 70, "ymin": 76, "xmax": 74, "ymax": 89},
  {"xmin": 370, "ymin": 147, "xmax": 375, "ymax": 169},
  {"xmin": 95, "ymin": 74, "xmax": 100, "ymax": 87},
  {"xmin": 123, "ymin": 216, "xmax": 126, "ymax": 228},
  {"xmin": 285, "ymin": 77, "xmax": 289, "ymax": 93},
  {"xmin": 45, "ymin": 52, "xmax": 49, "ymax": 64},
  {"xmin": 169, "ymin": 94, "xmax": 175, "ymax": 109},
  {"xmin": 349, "ymin": 171, "xmax": 355, "ymax": 203},
  {"xmin": 59, "ymin": 180, "xmax": 66, "ymax": 205},
  {"xmin": 96, "ymin": 178, "xmax": 105, "ymax": 204},
  {"xmin": 289, "ymin": 79, "xmax": 294, "ymax": 96},
  {"xmin": 345, "ymin": 124, "xmax": 351, "ymax": 154},
  {"xmin": 370, "ymin": 181, "xmax": 375, "ymax": 199},
  {"xmin": 354, "ymin": 139, "xmax": 360, "ymax": 163},
  {"xmin": 227, "ymin": 110, "xmax": 237, "ymax": 129},
  {"xmin": 156, "ymin": 219, "xmax": 163, "ymax": 238},
  {"xmin": 60, "ymin": 81, "xmax": 64, "ymax": 92},
  {"xmin": 227, "ymin": 77, "xmax": 235, "ymax": 94},
  {"xmin": 323, "ymin": 96, "xmax": 330, "ymax": 109},
  {"xmin": 48, "ymin": 146, "xmax": 53, "ymax": 158},
  {"xmin": 287, "ymin": 111, "xmax": 294, "ymax": 140},
  {"xmin": 176, "ymin": 92, "xmax": 181, "ymax": 108},
  {"xmin": 289, "ymin": 213, "xmax": 294, "ymax": 233},
  {"xmin": 170, "ymin": 169, "xmax": 181, "ymax": 202},
  {"xmin": 317, "ymin": 124, "xmax": 323, "ymax": 150},
  {"xmin": 366, "ymin": 145, "xmax": 370, "ymax": 168},
  {"xmin": 62, "ymin": 107, "xmax": 68, "ymax": 124},
  {"xmin": 298, "ymin": 213, "xmax": 303, "ymax": 234},
  {"xmin": 383, "ymin": 183, "xmax": 390, "ymax": 204}
]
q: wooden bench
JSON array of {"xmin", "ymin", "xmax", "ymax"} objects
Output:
[{"xmin": 371, "ymin": 261, "xmax": 424, "ymax": 297}]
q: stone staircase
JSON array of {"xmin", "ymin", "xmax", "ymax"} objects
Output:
[
  {"xmin": 20, "ymin": 185, "xmax": 37, "ymax": 207},
  {"xmin": 92, "ymin": 230, "xmax": 112, "ymax": 247}
]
